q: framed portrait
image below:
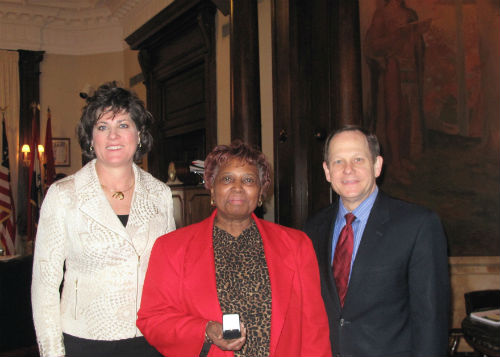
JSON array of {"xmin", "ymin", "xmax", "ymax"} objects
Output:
[{"xmin": 52, "ymin": 138, "xmax": 71, "ymax": 167}]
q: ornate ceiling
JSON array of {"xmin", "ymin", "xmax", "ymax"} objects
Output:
[{"xmin": 0, "ymin": 0, "xmax": 173, "ymax": 54}]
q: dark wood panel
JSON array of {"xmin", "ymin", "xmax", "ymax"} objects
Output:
[
  {"xmin": 164, "ymin": 122, "xmax": 206, "ymax": 138},
  {"xmin": 272, "ymin": 0, "xmax": 362, "ymax": 227},
  {"xmin": 308, "ymin": 0, "xmax": 336, "ymax": 216},
  {"xmin": 162, "ymin": 104, "xmax": 206, "ymax": 131},
  {"xmin": 164, "ymin": 65, "xmax": 205, "ymax": 114},
  {"xmin": 170, "ymin": 185, "xmax": 212, "ymax": 228},
  {"xmin": 125, "ymin": 0, "xmax": 216, "ymax": 182},
  {"xmin": 156, "ymin": 27, "xmax": 205, "ymax": 65},
  {"xmin": 186, "ymin": 191, "xmax": 213, "ymax": 225},
  {"xmin": 154, "ymin": 53, "xmax": 204, "ymax": 80},
  {"xmin": 153, "ymin": 129, "xmax": 206, "ymax": 182},
  {"xmin": 271, "ymin": 0, "xmax": 312, "ymax": 228}
]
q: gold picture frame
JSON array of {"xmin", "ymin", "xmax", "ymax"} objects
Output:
[{"xmin": 52, "ymin": 138, "xmax": 71, "ymax": 167}]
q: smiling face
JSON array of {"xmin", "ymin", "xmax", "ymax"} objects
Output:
[
  {"xmin": 92, "ymin": 110, "xmax": 139, "ymax": 168},
  {"xmin": 211, "ymin": 158, "xmax": 263, "ymax": 224},
  {"xmin": 323, "ymin": 130, "xmax": 383, "ymax": 211}
]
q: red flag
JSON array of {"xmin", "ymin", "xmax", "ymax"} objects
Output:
[
  {"xmin": 27, "ymin": 102, "xmax": 42, "ymax": 242},
  {"xmin": 0, "ymin": 114, "xmax": 16, "ymax": 255},
  {"xmin": 44, "ymin": 108, "xmax": 56, "ymax": 187}
]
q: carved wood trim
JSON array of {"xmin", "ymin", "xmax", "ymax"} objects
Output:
[{"xmin": 125, "ymin": 0, "xmax": 217, "ymax": 181}]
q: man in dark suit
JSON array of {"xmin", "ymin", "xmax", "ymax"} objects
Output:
[{"xmin": 304, "ymin": 126, "xmax": 450, "ymax": 357}]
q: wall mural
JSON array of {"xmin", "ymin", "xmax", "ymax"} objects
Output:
[{"xmin": 359, "ymin": 0, "xmax": 500, "ymax": 256}]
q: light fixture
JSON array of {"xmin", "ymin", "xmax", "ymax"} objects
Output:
[
  {"xmin": 37, "ymin": 144, "xmax": 44, "ymax": 154},
  {"xmin": 21, "ymin": 144, "xmax": 30, "ymax": 166}
]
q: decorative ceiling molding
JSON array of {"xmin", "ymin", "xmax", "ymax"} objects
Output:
[{"xmin": 0, "ymin": 0, "xmax": 173, "ymax": 55}]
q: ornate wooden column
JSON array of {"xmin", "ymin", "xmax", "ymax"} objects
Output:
[
  {"xmin": 331, "ymin": 0, "xmax": 363, "ymax": 126},
  {"xmin": 17, "ymin": 50, "xmax": 44, "ymax": 238},
  {"xmin": 230, "ymin": 0, "xmax": 261, "ymax": 148}
]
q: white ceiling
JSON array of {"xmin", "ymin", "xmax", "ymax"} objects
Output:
[
  {"xmin": 0, "ymin": 0, "xmax": 140, "ymax": 24},
  {"xmin": 0, "ymin": 0, "xmax": 173, "ymax": 54}
]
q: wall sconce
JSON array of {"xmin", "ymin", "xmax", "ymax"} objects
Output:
[
  {"xmin": 38, "ymin": 145, "xmax": 45, "ymax": 166},
  {"xmin": 21, "ymin": 144, "xmax": 30, "ymax": 166},
  {"xmin": 21, "ymin": 144, "xmax": 45, "ymax": 166}
]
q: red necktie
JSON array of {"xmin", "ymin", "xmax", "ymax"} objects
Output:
[{"xmin": 333, "ymin": 213, "xmax": 355, "ymax": 307}]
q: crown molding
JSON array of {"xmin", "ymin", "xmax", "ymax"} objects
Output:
[{"xmin": 0, "ymin": 0, "xmax": 173, "ymax": 55}]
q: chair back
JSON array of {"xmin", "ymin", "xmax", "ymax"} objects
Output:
[{"xmin": 464, "ymin": 289, "xmax": 500, "ymax": 315}]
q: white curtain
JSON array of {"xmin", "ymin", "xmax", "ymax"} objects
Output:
[{"xmin": 0, "ymin": 50, "xmax": 21, "ymax": 252}]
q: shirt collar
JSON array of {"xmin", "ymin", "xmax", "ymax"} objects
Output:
[{"xmin": 338, "ymin": 186, "xmax": 379, "ymax": 223}]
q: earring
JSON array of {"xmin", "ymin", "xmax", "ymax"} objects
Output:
[
  {"xmin": 138, "ymin": 140, "xmax": 142, "ymax": 148},
  {"xmin": 89, "ymin": 145, "xmax": 94, "ymax": 151},
  {"xmin": 258, "ymin": 198, "xmax": 263, "ymax": 207},
  {"xmin": 210, "ymin": 198, "xmax": 215, "ymax": 206}
]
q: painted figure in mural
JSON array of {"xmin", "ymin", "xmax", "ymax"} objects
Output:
[
  {"xmin": 304, "ymin": 126, "xmax": 450, "ymax": 357},
  {"xmin": 365, "ymin": 0, "xmax": 430, "ymax": 183}
]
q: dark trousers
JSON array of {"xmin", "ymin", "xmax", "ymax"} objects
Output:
[{"xmin": 63, "ymin": 333, "xmax": 162, "ymax": 357}]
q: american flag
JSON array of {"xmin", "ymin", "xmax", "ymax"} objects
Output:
[{"xmin": 0, "ymin": 115, "xmax": 16, "ymax": 255}]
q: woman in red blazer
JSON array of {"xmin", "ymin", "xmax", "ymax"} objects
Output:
[{"xmin": 137, "ymin": 141, "xmax": 331, "ymax": 357}]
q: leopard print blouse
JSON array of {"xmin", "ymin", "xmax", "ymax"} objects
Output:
[{"xmin": 213, "ymin": 221, "xmax": 272, "ymax": 357}]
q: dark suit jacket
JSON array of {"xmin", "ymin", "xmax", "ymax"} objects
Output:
[{"xmin": 304, "ymin": 191, "xmax": 450, "ymax": 357}]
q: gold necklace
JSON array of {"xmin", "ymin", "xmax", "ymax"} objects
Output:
[{"xmin": 101, "ymin": 181, "xmax": 135, "ymax": 200}]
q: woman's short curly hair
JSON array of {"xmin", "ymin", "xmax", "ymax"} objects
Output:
[
  {"xmin": 77, "ymin": 81, "xmax": 153, "ymax": 162},
  {"xmin": 204, "ymin": 140, "xmax": 272, "ymax": 198}
]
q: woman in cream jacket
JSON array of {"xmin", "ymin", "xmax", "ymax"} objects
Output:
[{"xmin": 31, "ymin": 82, "xmax": 175, "ymax": 357}]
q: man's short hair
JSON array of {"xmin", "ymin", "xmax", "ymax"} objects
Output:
[{"xmin": 323, "ymin": 125, "xmax": 380, "ymax": 164}]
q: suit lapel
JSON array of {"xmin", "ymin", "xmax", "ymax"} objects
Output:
[
  {"xmin": 344, "ymin": 193, "xmax": 390, "ymax": 309},
  {"xmin": 254, "ymin": 215, "xmax": 294, "ymax": 355},
  {"xmin": 319, "ymin": 203, "xmax": 342, "ymax": 308}
]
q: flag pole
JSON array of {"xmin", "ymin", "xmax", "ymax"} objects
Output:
[{"xmin": 27, "ymin": 101, "xmax": 40, "ymax": 242}]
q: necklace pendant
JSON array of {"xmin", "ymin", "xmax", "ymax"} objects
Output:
[{"xmin": 112, "ymin": 191, "xmax": 125, "ymax": 200}]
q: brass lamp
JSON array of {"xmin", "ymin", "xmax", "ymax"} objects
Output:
[{"xmin": 21, "ymin": 144, "xmax": 30, "ymax": 166}]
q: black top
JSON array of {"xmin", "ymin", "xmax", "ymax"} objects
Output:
[{"xmin": 117, "ymin": 214, "xmax": 129, "ymax": 227}]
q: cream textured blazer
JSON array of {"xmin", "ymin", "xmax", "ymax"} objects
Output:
[{"xmin": 31, "ymin": 159, "xmax": 175, "ymax": 357}]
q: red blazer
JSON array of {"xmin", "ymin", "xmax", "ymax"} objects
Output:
[{"xmin": 137, "ymin": 210, "xmax": 332, "ymax": 357}]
